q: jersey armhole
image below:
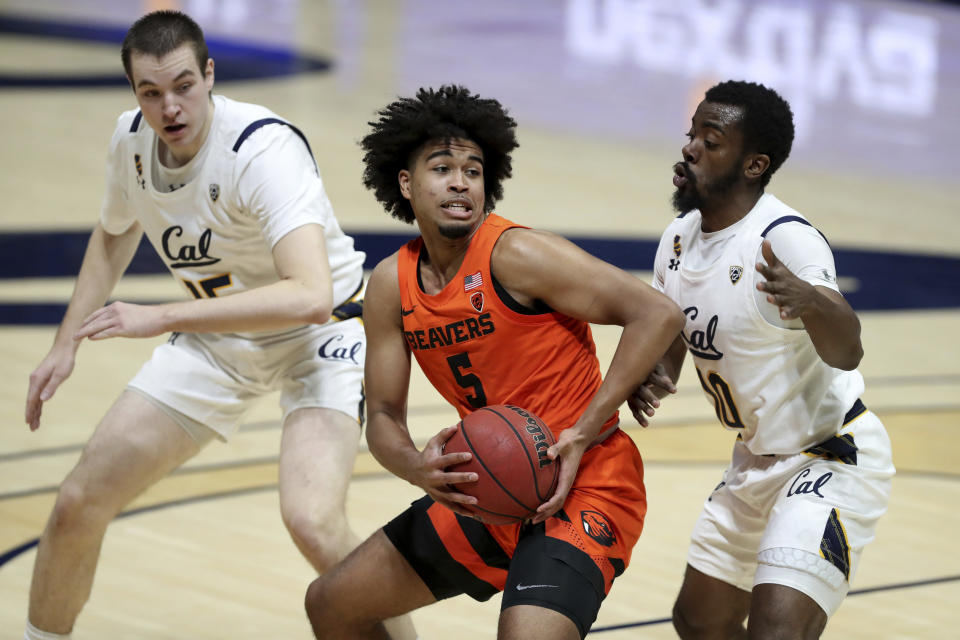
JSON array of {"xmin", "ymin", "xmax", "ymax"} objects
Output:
[{"xmin": 491, "ymin": 273, "xmax": 553, "ymax": 315}]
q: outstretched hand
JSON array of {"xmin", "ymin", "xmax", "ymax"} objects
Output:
[
  {"xmin": 412, "ymin": 424, "xmax": 480, "ymax": 518},
  {"xmin": 756, "ymin": 240, "xmax": 816, "ymax": 321},
  {"xmin": 531, "ymin": 428, "xmax": 589, "ymax": 524}
]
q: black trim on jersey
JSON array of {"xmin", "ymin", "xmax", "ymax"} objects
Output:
[
  {"xmin": 232, "ymin": 118, "xmax": 318, "ymax": 174},
  {"xmin": 492, "ymin": 273, "xmax": 553, "ymax": 315},
  {"xmin": 412, "ymin": 237, "xmax": 552, "ymax": 315},
  {"xmin": 760, "ymin": 215, "xmax": 829, "ymax": 245},
  {"xmin": 842, "ymin": 398, "xmax": 867, "ymax": 425},
  {"xmin": 129, "ymin": 111, "xmax": 142, "ymax": 132},
  {"xmin": 416, "ymin": 247, "xmax": 426, "ymax": 292}
]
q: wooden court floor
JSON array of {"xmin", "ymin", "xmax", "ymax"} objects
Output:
[{"xmin": 2, "ymin": 2, "xmax": 959, "ymax": 638}]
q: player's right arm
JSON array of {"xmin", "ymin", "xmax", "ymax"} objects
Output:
[
  {"xmin": 627, "ymin": 335, "xmax": 687, "ymax": 426},
  {"xmin": 627, "ymin": 229, "xmax": 687, "ymax": 426},
  {"xmin": 363, "ymin": 254, "xmax": 478, "ymax": 516},
  {"xmin": 25, "ymin": 221, "xmax": 143, "ymax": 430}
]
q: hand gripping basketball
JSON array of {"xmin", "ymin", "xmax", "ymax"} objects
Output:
[{"xmin": 443, "ymin": 404, "xmax": 559, "ymax": 525}]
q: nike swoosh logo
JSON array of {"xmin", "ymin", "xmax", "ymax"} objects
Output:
[
  {"xmin": 516, "ymin": 583, "xmax": 559, "ymax": 591},
  {"xmin": 400, "ymin": 306, "xmax": 416, "ymax": 316}
]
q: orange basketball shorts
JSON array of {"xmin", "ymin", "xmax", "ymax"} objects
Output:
[{"xmin": 383, "ymin": 428, "xmax": 646, "ymax": 607}]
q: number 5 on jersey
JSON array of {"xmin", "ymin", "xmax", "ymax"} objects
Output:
[{"xmin": 447, "ymin": 352, "xmax": 487, "ymax": 409}]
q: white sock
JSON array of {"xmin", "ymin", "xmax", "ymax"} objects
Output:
[{"xmin": 24, "ymin": 621, "xmax": 71, "ymax": 640}]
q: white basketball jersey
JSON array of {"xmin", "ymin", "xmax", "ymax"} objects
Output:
[
  {"xmin": 653, "ymin": 194, "xmax": 863, "ymax": 454},
  {"xmin": 100, "ymin": 95, "xmax": 365, "ymax": 339}
]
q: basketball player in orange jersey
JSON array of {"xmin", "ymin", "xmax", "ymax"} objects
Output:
[{"xmin": 304, "ymin": 85, "xmax": 684, "ymax": 639}]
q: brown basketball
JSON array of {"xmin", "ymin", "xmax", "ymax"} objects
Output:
[{"xmin": 443, "ymin": 404, "xmax": 559, "ymax": 525}]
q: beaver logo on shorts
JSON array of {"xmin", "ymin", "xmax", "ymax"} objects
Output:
[{"xmin": 581, "ymin": 510, "xmax": 615, "ymax": 547}]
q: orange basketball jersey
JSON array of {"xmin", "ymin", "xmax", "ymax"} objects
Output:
[{"xmin": 397, "ymin": 213, "xmax": 618, "ymax": 438}]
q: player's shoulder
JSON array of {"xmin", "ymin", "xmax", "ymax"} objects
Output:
[
  {"xmin": 492, "ymin": 225, "xmax": 573, "ymax": 276},
  {"xmin": 754, "ymin": 194, "xmax": 820, "ymax": 239},
  {"xmin": 365, "ymin": 251, "xmax": 403, "ymax": 306},
  {"xmin": 110, "ymin": 105, "xmax": 149, "ymax": 139},
  {"xmin": 369, "ymin": 250, "xmax": 403, "ymax": 285},
  {"xmin": 107, "ymin": 106, "xmax": 150, "ymax": 154},
  {"xmin": 214, "ymin": 95, "xmax": 305, "ymax": 152}
]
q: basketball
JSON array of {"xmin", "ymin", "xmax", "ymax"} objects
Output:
[{"xmin": 443, "ymin": 404, "xmax": 559, "ymax": 525}]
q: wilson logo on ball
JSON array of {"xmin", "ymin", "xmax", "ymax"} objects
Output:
[
  {"xmin": 443, "ymin": 404, "xmax": 559, "ymax": 525},
  {"xmin": 504, "ymin": 405, "xmax": 552, "ymax": 468}
]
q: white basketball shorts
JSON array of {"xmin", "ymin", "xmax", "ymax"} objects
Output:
[
  {"xmin": 126, "ymin": 317, "xmax": 366, "ymax": 441},
  {"xmin": 686, "ymin": 408, "xmax": 894, "ymax": 616}
]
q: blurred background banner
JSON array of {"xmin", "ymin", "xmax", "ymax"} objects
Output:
[
  {"xmin": 398, "ymin": 0, "xmax": 952, "ymax": 180},
  {"xmin": 0, "ymin": 0, "xmax": 957, "ymax": 314}
]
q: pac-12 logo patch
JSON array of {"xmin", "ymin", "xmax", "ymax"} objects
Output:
[
  {"xmin": 729, "ymin": 265, "xmax": 743, "ymax": 284},
  {"xmin": 470, "ymin": 291, "xmax": 484, "ymax": 313},
  {"xmin": 581, "ymin": 510, "xmax": 616, "ymax": 547},
  {"xmin": 209, "ymin": 183, "xmax": 220, "ymax": 202}
]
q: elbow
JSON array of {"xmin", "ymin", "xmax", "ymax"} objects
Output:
[
  {"xmin": 660, "ymin": 298, "xmax": 686, "ymax": 337},
  {"xmin": 301, "ymin": 286, "xmax": 334, "ymax": 325},
  {"xmin": 823, "ymin": 343, "xmax": 863, "ymax": 371},
  {"xmin": 839, "ymin": 345, "xmax": 864, "ymax": 371},
  {"xmin": 304, "ymin": 300, "xmax": 333, "ymax": 325}
]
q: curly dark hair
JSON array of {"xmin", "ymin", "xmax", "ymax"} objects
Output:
[
  {"xmin": 360, "ymin": 85, "xmax": 519, "ymax": 224},
  {"xmin": 704, "ymin": 80, "xmax": 795, "ymax": 187}
]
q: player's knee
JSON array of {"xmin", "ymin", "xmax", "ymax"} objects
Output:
[
  {"xmin": 283, "ymin": 508, "xmax": 350, "ymax": 571},
  {"xmin": 49, "ymin": 478, "xmax": 112, "ymax": 535},
  {"xmin": 304, "ymin": 575, "xmax": 353, "ymax": 636},
  {"xmin": 672, "ymin": 599, "xmax": 702, "ymax": 639},
  {"xmin": 304, "ymin": 577, "xmax": 329, "ymax": 630}
]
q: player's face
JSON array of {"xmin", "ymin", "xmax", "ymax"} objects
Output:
[
  {"xmin": 672, "ymin": 101, "xmax": 747, "ymax": 214},
  {"xmin": 399, "ymin": 138, "xmax": 486, "ymax": 239},
  {"xmin": 128, "ymin": 43, "xmax": 215, "ymax": 164}
]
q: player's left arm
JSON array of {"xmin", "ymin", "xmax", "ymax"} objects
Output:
[
  {"xmin": 756, "ymin": 238, "xmax": 863, "ymax": 370},
  {"xmin": 491, "ymin": 228, "xmax": 685, "ymax": 521},
  {"xmin": 75, "ymin": 223, "xmax": 334, "ymax": 339},
  {"xmin": 76, "ymin": 127, "xmax": 337, "ymax": 340}
]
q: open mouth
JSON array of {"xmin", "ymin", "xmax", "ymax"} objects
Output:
[
  {"xmin": 672, "ymin": 162, "xmax": 689, "ymax": 188},
  {"xmin": 164, "ymin": 123, "xmax": 187, "ymax": 135},
  {"xmin": 441, "ymin": 198, "xmax": 473, "ymax": 218}
]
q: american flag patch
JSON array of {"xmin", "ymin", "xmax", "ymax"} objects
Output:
[{"xmin": 464, "ymin": 271, "xmax": 483, "ymax": 291}]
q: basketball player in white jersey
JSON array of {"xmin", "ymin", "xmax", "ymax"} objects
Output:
[
  {"xmin": 21, "ymin": 11, "xmax": 415, "ymax": 640},
  {"xmin": 630, "ymin": 80, "xmax": 895, "ymax": 638}
]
